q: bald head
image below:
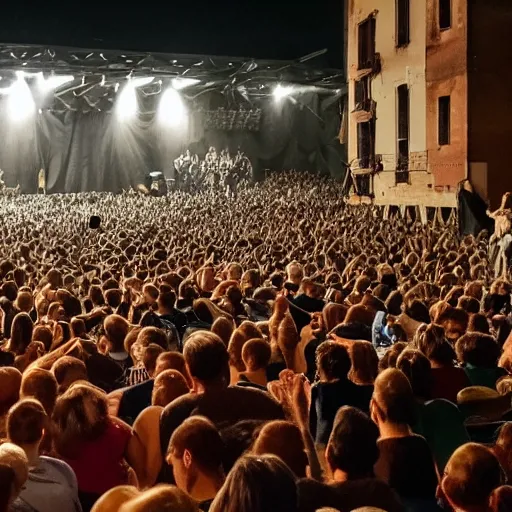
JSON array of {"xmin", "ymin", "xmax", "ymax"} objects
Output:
[
  {"xmin": 442, "ymin": 443, "xmax": 505, "ymax": 511},
  {"xmin": 372, "ymin": 368, "xmax": 416, "ymax": 425}
]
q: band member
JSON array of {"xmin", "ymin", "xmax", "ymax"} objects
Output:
[
  {"xmin": 38, "ymin": 169, "xmax": 46, "ymax": 194},
  {"xmin": 488, "ymin": 192, "xmax": 512, "ymax": 277}
]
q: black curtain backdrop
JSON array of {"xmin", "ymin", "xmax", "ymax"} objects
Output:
[{"xmin": 0, "ymin": 88, "xmax": 346, "ymax": 194}]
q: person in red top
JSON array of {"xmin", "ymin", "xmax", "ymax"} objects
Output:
[
  {"xmin": 52, "ymin": 383, "xmax": 143, "ymax": 512},
  {"xmin": 415, "ymin": 324, "xmax": 470, "ymax": 403}
]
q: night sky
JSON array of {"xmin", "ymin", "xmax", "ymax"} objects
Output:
[{"xmin": 0, "ymin": 1, "xmax": 345, "ymax": 68}]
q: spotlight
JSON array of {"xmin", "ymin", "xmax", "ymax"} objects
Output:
[
  {"xmin": 116, "ymin": 82, "xmax": 138, "ymax": 121},
  {"xmin": 171, "ymin": 78, "xmax": 200, "ymax": 90},
  {"xmin": 158, "ymin": 87, "xmax": 186, "ymax": 127},
  {"xmin": 8, "ymin": 72, "xmax": 35, "ymax": 122},
  {"xmin": 38, "ymin": 73, "xmax": 74, "ymax": 92},
  {"xmin": 273, "ymin": 84, "xmax": 293, "ymax": 101},
  {"xmin": 131, "ymin": 77, "xmax": 154, "ymax": 87}
]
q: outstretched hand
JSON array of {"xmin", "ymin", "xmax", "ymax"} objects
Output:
[{"xmin": 291, "ymin": 373, "xmax": 311, "ymax": 431}]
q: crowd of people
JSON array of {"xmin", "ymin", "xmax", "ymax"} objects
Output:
[
  {"xmin": 0, "ymin": 171, "xmax": 511, "ymax": 512},
  {"xmin": 173, "ymin": 147, "xmax": 252, "ymax": 194}
]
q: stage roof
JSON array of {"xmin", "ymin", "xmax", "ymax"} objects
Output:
[
  {"xmin": 0, "ymin": 43, "xmax": 345, "ymax": 86},
  {"xmin": 0, "ymin": 43, "xmax": 346, "ymax": 113}
]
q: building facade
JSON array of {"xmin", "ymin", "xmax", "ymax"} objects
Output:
[{"xmin": 347, "ymin": 0, "xmax": 512, "ymax": 209}]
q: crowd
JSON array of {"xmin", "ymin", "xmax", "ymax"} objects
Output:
[{"xmin": 0, "ymin": 171, "xmax": 511, "ymax": 512}]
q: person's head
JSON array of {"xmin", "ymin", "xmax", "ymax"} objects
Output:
[
  {"xmin": 494, "ymin": 422, "xmax": 512, "ymax": 482},
  {"xmin": 0, "ymin": 443, "xmax": 28, "ymax": 505},
  {"xmin": 167, "ymin": 416, "xmax": 224, "ymax": 499},
  {"xmin": 51, "ymin": 356, "xmax": 88, "ymax": 394},
  {"xmin": 439, "ymin": 307, "xmax": 470, "ymax": 343},
  {"xmin": 104, "ymin": 314, "xmax": 130, "ymax": 353},
  {"xmin": 32, "ymin": 325, "xmax": 53, "ymax": 352},
  {"xmin": 377, "ymin": 342, "xmax": 409, "ymax": 372},
  {"xmin": 468, "ymin": 313, "xmax": 491, "ymax": 334},
  {"xmin": 7, "ymin": 313, "xmax": 34, "ymax": 356},
  {"xmin": 104, "ymin": 289, "xmax": 123, "ymax": 310},
  {"xmin": 183, "ymin": 331, "xmax": 229, "ymax": 391},
  {"xmin": 154, "ymin": 351, "xmax": 189, "ymax": 381},
  {"xmin": 1, "ymin": 281, "xmax": 18, "ymax": 302},
  {"xmin": 7, "ymin": 399, "xmax": 47, "ymax": 449},
  {"xmin": 241, "ymin": 339, "xmax": 271, "ymax": 373},
  {"xmin": 252, "ymin": 420, "xmax": 308, "ymax": 478},
  {"xmin": 404, "ymin": 299, "xmax": 430, "ymax": 324},
  {"xmin": 0, "ymin": 367, "xmax": 22, "ymax": 419},
  {"xmin": 211, "ymin": 317, "xmax": 235, "ymax": 346},
  {"xmin": 143, "ymin": 283, "xmax": 159, "ymax": 305},
  {"xmin": 416, "ymin": 323, "xmax": 456, "ymax": 366},
  {"xmin": 209, "ymin": 454, "xmax": 297, "ymax": 512},
  {"xmin": 396, "ymin": 349, "xmax": 432, "ymax": 401},
  {"xmin": 157, "ymin": 289, "xmax": 177, "ymax": 313},
  {"xmin": 226, "ymin": 262, "xmax": 243, "ymax": 282},
  {"xmin": 371, "ymin": 368, "xmax": 416, "ymax": 428},
  {"xmin": 52, "ymin": 383, "xmax": 109, "ymax": 458},
  {"xmin": 348, "ymin": 341, "xmax": 378, "ymax": 385},
  {"xmin": 440, "ymin": 443, "xmax": 505, "ymax": 512},
  {"xmin": 458, "ymin": 295, "xmax": 481, "ymax": 314},
  {"xmin": 0, "ymin": 463, "xmax": 16, "ymax": 512},
  {"xmin": 136, "ymin": 326, "xmax": 169, "ymax": 351},
  {"xmin": 286, "ymin": 261, "xmax": 304, "ymax": 286},
  {"xmin": 119, "ymin": 485, "xmax": 198, "ymax": 512},
  {"xmin": 326, "ymin": 406, "xmax": 379, "ymax": 480},
  {"xmin": 490, "ymin": 486, "xmax": 512, "ymax": 512},
  {"xmin": 456, "ymin": 333, "xmax": 501, "ymax": 369},
  {"xmin": 20, "ymin": 368, "xmax": 58, "ymax": 416},
  {"xmin": 143, "ymin": 344, "xmax": 165, "ymax": 378},
  {"xmin": 15, "ymin": 291, "xmax": 33, "ymax": 314},
  {"xmin": 89, "ymin": 285, "xmax": 105, "ymax": 306},
  {"xmin": 90, "ymin": 486, "xmax": 139, "ymax": 512},
  {"xmin": 70, "ymin": 318, "xmax": 87, "ymax": 339},
  {"xmin": 152, "ymin": 370, "xmax": 189, "ymax": 407},
  {"xmin": 316, "ymin": 341, "xmax": 351, "ymax": 382}
]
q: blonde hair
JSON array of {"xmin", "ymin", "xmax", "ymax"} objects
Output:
[
  {"xmin": 91, "ymin": 486, "xmax": 139, "ymax": 512},
  {"xmin": 119, "ymin": 485, "xmax": 198, "ymax": 512},
  {"xmin": 0, "ymin": 443, "xmax": 28, "ymax": 497}
]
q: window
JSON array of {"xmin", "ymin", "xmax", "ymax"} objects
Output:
[
  {"xmin": 439, "ymin": 0, "xmax": 451, "ymax": 30},
  {"xmin": 358, "ymin": 16, "xmax": 376, "ymax": 69},
  {"xmin": 396, "ymin": 0, "xmax": 410, "ymax": 47},
  {"xmin": 354, "ymin": 77, "xmax": 371, "ymax": 111},
  {"xmin": 438, "ymin": 96, "xmax": 451, "ymax": 146},
  {"xmin": 396, "ymin": 84, "xmax": 409, "ymax": 181},
  {"xmin": 357, "ymin": 120, "xmax": 375, "ymax": 169}
]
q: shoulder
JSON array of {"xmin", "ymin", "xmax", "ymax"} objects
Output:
[
  {"xmin": 108, "ymin": 417, "xmax": 133, "ymax": 443},
  {"xmin": 10, "ymin": 499, "xmax": 33, "ymax": 512},
  {"xmin": 161, "ymin": 393, "xmax": 198, "ymax": 420},
  {"xmin": 226, "ymin": 385, "xmax": 280, "ymax": 404},
  {"xmin": 39, "ymin": 456, "xmax": 77, "ymax": 485}
]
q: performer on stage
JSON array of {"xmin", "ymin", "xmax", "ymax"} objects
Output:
[
  {"xmin": 488, "ymin": 192, "xmax": 512, "ymax": 277},
  {"xmin": 38, "ymin": 169, "xmax": 46, "ymax": 194}
]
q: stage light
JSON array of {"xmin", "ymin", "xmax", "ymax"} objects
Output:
[
  {"xmin": 116, "ymin": 82, "xmax": 138, "ymax": 121},
  {"xmin": 158, "ymin": 87, "xmax": 186, "ymax": 127},
  {"xmin": 8, "ymin": 72, "xmax": 35, "ymax": 122},
  {"xmin": 38, "ymin": 74, "xmax": 74, "ymax": 91},
  {"xmin": 273, "ymin": 84, "xmax": 293, "ymax": 101},
  {"xmin": 131, "ymin": 77, "xmax": 154, "ymax": 87},
  {"xmin": 171, "ymin": 77, "xmax": 200, "ymax": 90}
]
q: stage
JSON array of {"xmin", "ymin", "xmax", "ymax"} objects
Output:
[{"xmin": 0, "ymin": 44, "xmax": 347, "ymax": 194}]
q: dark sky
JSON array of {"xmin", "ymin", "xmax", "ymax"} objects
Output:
[{"xmin": 0, "ymin": 1, "xmax": 345, "ymax": 68}]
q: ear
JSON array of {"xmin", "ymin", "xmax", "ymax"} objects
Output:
[
  {"xmin": 370, "ymin": 397, "xmax": 380, "ymax": 424},
  {"xmin": 183, "ymin": 449, "xmax": 192, "ymax": 469}
]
